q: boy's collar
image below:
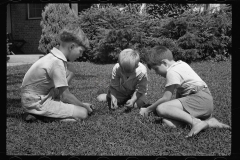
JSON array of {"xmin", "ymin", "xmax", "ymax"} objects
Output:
[
  {"xmin": 167, "ymin": 60, "xmax": 182, "ymax": 71},
  {"xmin": 50, "ymin": 47, "xmax": 67, "ymax": 62}
]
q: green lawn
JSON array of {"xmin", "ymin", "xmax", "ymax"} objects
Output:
[{"xmin": 7, "ymin": 60, "xmax": 231, "ymax": 156}]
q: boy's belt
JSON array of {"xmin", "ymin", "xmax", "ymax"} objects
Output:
[{"xmin": 191, "ymin": 85, "xmax": 208, "ymax": 94}]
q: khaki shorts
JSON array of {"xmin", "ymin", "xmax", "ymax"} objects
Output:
[
  {"xmin": 21, "ymin": 88, "xmax": 75, "ymax": 119},
  {"xmin": 178, "ymin": 87, "xmax": 213, "ymax": 120}
]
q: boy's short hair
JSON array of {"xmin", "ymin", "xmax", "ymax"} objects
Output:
[
  {"xmin": 118, "ymin": 49, "xmax": 140, "ymax": 73},
  {"xmin": 145, "ymin": 45, "xmax": 173, "ymax": 69},
  {"xmin": 58, "ymin": 26, "xmax": 89, "ymax": 50}
]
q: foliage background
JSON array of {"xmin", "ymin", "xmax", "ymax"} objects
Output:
[{"xmin": 38, "ymin": 3, "xmax": 232, "ymax": 63}]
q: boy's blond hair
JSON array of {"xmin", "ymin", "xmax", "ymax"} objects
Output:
[
  {"xmin": 58, "ymin": 25, "xmax": 89, "ymax": 49},
  {"xmin": 118, "ymin": 49, "xmax": 140, "ymax": 73},
  {"xmin": 144, "ymin": 46, "xmax": 173, "ymax": 70}
]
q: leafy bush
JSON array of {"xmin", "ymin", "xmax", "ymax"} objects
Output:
[
  {"xmin": 169, "ymin": 6, "xmax": 232, "ymax": 61},
  {"xmin": 78, "ymin": 4, "xmax": 231, "ymax": 63},
  {"xmin": 79, "ymin": 6, "xmax": 171, "ymax": 63},
  {"xmin": 38, "ymin": 4, "xmax": 79, "ymax": 54},
  {"xmin": 79, "ymin": 6, "xmax": 145, "ymax": 63}
]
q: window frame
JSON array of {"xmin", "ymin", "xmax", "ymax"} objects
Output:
[{"xmin": 27, "ymin": 4, "xmax": 46, "ymax": 20}]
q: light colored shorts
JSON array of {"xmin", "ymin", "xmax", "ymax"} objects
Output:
[
  {"xmin": 21, "ymin": 87, "xmax": 75, "ymax": 119},
  {"xmin": 178, "ymin": 87, "xmax": 213, "ymax": 120}
]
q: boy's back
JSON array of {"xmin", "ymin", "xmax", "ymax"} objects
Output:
[
  {"xmin": 21, "ymin": 48, "xmax": 68, "ymax": 95},
  {"xmin": 166, "ymin": 60, "xmax": 207, "ymax": 97}
]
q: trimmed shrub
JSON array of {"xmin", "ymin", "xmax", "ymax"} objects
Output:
[
  {"xmin": 38, "ymin": 4, "xmax": 79, "ymax": 54},
  {"xmin": 78, "ymin": 4, "xmax": 231, "ymax": 63},
  {"xmin": 79, "ymin": 6, "xmax": 169, "ymax": 63},
  {"xmin": 174, "ymin": 6, "xmax": 231, "ymax": 61}
]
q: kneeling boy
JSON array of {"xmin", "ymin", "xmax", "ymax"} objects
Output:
[
  {"xmin": 140, "ymin": 45, "xmax": 230, "ymax": 137},
  {"xmin": 97, "ymin": 49, "xmax": 148, "ymax": 110}
]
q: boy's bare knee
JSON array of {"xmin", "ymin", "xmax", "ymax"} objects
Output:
[{"xmin": 156, "ymin": 104, "xmax": 167, "ymax": 116}]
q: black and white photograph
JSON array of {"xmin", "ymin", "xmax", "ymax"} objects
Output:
[{"xmin": 6, "ymin": 1, "xmax": 232, "ymax": 158}]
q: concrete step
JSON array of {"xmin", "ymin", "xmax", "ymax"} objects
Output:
[{"xmin": 7, "ymin": 54, "xmax": 44, "ymax": 66}]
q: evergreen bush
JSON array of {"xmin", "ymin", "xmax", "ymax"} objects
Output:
[
  {"xmin": 38, "ymin": 4, "xmax": 80, "ymax": 54},
  {"xmin": 170, "ymin": 6, "xmax": 231, "ymax": 61},
  {"xmin": 78, "ymin": 4, "xmax": 231, "ymax": 63},
  {"xmin": 79, "ymin": 6, "xmax": 168, "ymax": 63}
]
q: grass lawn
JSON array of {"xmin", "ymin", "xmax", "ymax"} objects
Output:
[{"xmin": 7, "ymin": 60, "xmax": 231, "ymax": 156}]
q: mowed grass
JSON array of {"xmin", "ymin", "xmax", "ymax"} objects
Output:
[{"xmin": 7, "ymin": 60, "xmax": 231, "ymax": 156}]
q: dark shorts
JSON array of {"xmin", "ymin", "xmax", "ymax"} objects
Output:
[{"xmin": 178, "ymin": 87, "xmax": 213, "ymax": 120}]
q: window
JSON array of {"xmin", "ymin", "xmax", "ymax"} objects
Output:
[{"xmin": 27, "ymin": 4, "xmax": 46, "ymax": 19}]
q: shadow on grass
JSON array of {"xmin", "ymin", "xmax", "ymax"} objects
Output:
[
  {"xmin": 7, "ymin": 112, "xmax": 23, "ymax": 120},
  {"xmin": 7, "ymin": 73, "xmax": 25, "ymax": 85},
  {"xmin": 7, "ymin": 98, "xmax": 23, "ymax": 120},
  {"xmin": 7, "ymin": 111, "xmax": 58, "ymax": 123},
  {"xmin": 7, "ymin": 98, "xmax": 21, "ymax": 108}
]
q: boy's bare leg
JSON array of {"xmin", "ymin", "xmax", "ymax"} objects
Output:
[
  {"xmin": 156, "ymin": 99, "xmax": 208, "ymax": 137},
  {"xmin": 97, "ymin": 93, "xmax": 107, "ymax": 102},
  {"xmin": 162, "ymin": 118, "xmax": 186, "ymax": 128},
  {"xmin": 61, "ymin": 88, "xmax": 88, "ymax": 120},
  {"xmin": 59, "ymin": 119, "xmax": 77, "ymax": 122},
  {"xmin": 206, "ymin": 117, "xmax": 231, "ymax": 129}
]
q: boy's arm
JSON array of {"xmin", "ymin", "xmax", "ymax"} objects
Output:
[
  {"xmin": 128, "ymin": 91, "xmax": 142, "ymax": 104},
  {"xmin": 109, "ymin": 64, "xmax": 120, "ymax": 97},
  {"xmin": 66, "ymin": 62, "xmax": 75, "ymax": 84},
  {"xmin": 131, "ymin": 72, "xmax": 148, "ymax": 103},
  {"xmin": 141, "ymin": 84, "xmax": 176, "ymax": 115},
  {"xmin": 66, "ymin": 70, "xmax": 74, "ymax": 84}
]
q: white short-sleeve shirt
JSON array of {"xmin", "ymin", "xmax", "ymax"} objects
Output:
[
  {"xmin": 21, "ymin": 47, "xmax": 68, "ymax": 95},
  {"xmin": 110, "ymin": 62, "xmax": 148, "ymax": 97},
  {"xmin": 165, "ymin": 60, "xmax": 207, "ymax": 97}
]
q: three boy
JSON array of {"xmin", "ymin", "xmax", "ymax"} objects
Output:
[{"xmin": 20, "ymin": 25, "xmax": 230, "ymax": 137}]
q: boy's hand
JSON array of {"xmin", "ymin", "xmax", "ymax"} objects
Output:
[
  {"xmin": 83, "ymin": 103, "xmax": 94, "ymax": 114},
  {"xmin": 140, "ymin": 108, "xmax": 150, "ymax": 117},
  {"xmin": 110, "ymin": 95, "xmax": 118, "ymax": 110},
  {"xmin": 125, "ymin": 99, "xmax": 134, "ymax": 108}
]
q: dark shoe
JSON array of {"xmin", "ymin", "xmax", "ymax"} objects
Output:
[{"xmin": 22, "ymin": 113, "xmax": 37, "ymax": 122}]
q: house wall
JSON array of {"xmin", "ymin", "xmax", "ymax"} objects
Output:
[
  {"xmin": 11, "ymin": 4, "xmax": 43, "ymax": 54},
  {"xmin": 10, "ymin": 3, "xmax": 92, "ymax": 55}
]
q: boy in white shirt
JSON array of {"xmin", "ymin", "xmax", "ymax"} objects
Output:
[
  {"xmin": 140, "ymin": 45, "xmax": 230, "ymax": 137},
  {"xmin": 21, "ymin": 26, "xmax": 93, "ymax": 122},
  {"xmin": 97, "ymin": 49, "xmax": 148, "ymax": 110}
]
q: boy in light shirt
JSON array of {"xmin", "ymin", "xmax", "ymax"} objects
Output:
[
  {"xmin": 97, "ymin": 49, "xmax": 148, "ymax": 110},
  {"xmin": 140, "ymin": 45, "xmax": 230, "ymax": 137},
  {"xmin": 21, "ymin": 26, "xmax": 93, "ymax": 122}
]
